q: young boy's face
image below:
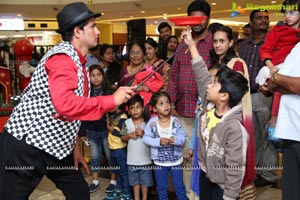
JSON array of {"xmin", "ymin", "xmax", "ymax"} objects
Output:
[
  {"xmin": 128, "ymin": 102, "xmax": 143, "ymax": 119},
  {"xmin": 207, "ymin": 76, "xmax": 222, "ymax": 103},
  {"xmin": 284, "ymin": 10, "xmax": 300, "ymax": 28}
]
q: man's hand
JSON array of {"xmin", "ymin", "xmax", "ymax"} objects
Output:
[
  {"xmin": 113, "ymin": 86, "xmax": 135, "ymax": 106},
  {"xmin": 259, "ymin": 77, "xmax": 278, "ymax": 96},
  {"xmin": 73, "ymin": 143, "xmax": 90, "ymax": 174}
]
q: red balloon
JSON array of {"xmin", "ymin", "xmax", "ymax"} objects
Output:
[{"xmin": 13, "ymin": 39, "xmax": 33, "ymax": 61}]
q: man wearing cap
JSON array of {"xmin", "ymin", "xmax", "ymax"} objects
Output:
[{"xmin": 0, "ymin": 2, "xmax": 134, "ymax": 200}]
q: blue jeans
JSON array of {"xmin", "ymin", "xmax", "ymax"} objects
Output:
[
  {"xmin": 110, "ymin": 148, "xmax": 130, "ymax": 195},
  {"xmin": 87, "ymin": 129, "xmax": 111, "ymax": 173},
  {"xmin": 154, "ymin": 163, "xmax": 187, "ymax": 200}
]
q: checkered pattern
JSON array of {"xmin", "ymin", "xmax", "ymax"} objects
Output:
[{"xmin": 5, "ymin": 42, "xmax": 88, "ymax": 160}]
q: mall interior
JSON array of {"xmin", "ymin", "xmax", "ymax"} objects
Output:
[{"xmin": 0, "ymin": 0, "xmax": 285, "ymax": 199}]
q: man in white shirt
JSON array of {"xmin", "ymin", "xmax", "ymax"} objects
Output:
[{"xmin": 261, "ymin": 42, "xmax": 300, "ymax": 200}]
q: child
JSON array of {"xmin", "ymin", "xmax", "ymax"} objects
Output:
[
  {"xmin": 121, "ymin": 94, "xmax": 153, "ymax": 200},
  {"xmin": 259, "ymin": 0, "xmax": 300, "ymax": 137},
  {"xmin": 143, "ymin": 91, "xmax": 187, "ymax": 200},
  {"xmin": 182, "ymin": 29, "xmax": 249, "ymax": 200},
  {"xmin": 105, "ymin": 104, "xmax": 131, "ymax": 200},
  {"xmin": 78, "ymin": 65, "xmax": 116, "ymax": 193}
]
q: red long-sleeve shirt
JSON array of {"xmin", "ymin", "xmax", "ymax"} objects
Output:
[
  {"xmin": 260, "ymin": 23, "xmax": 300, "ymax": 116},
  {"xmin": 45, "ymin": 51, "xmax": 115, "ymax": 121},
  {"xmin": 260, "ymin": 23, "xmax": 300, "ymax": 65}
]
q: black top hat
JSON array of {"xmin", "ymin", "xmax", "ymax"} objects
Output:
[{"xmin": 56, "ymin": 2, "xmax": 101, "ymax": 34}]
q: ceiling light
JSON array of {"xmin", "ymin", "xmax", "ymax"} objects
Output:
[
  {"xmin": 271, "ymin": 1, "xmax": 276, "ymax": 3},
  {"xmin": 177, "ymin": 7, "xmax": 181, "ymax": 10},
  {"xmin": 163, "ymin": 13, "xmax": 167, "ymax": 16},
  {"xmin": 211, "ymin": 3, "xmax": 216, "ymax": 6},
  {"xmin": 154, "ymin": 21, "xmax": 158, "ymax": 23},
  {"xmin": 140, "ymin": 11, "xmax": 145, "ymax": 14},
  {"xmin": 17, "ymin": 14, "xmax": 22, "ymax": 17}
]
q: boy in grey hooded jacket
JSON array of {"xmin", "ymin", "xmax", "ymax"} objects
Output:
[{"xmin": 182, "ymin": 29, "xmax": 249, "ymax": 200}]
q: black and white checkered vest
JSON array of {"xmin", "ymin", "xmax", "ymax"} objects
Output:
[{"xmin": 5, "ymin": 41, "xmax": 88, "ymax": 160}]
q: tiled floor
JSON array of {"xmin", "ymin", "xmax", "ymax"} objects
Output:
[
  {"xmin": 29, "ymin": 174, "xmax": 109, "ymax": 200},
  {"xmin": 28, "ymin": 169, "xmax": 282, "ymax": 200},
  {"xmin": 28, "ymin": 145, "xmax": 283, "ymax": 200}
]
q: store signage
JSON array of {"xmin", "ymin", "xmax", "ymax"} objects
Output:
[{"xmin": 0, "ymin": 19, "xmax": 24, "ymax": 30}]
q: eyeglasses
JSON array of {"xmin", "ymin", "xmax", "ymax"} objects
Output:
[
  {"xmin": 284, "ymin": 10, "xmax": 299, "ymax": 16},
  {"xmin": 129, "ymin": 51, "xmax": 143, "ymax": 56}
]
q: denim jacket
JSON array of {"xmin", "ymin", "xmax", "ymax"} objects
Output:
[{"xmin": 143, "ymin": 116, "xmax": 186, "ymax": 160}]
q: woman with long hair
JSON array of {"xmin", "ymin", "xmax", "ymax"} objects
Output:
[
  {"xmin": 145, "ymin": 37, "xmax": 170, "ymax": 91},
  {"xmin": 99, "ymin": 44, "xmax": 122, "ymax": 91}
]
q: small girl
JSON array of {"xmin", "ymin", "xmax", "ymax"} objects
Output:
[
  {"xmin": 143, "ymin": 91, "xmax": 187, "ymax": 200},
  {"xmin": 121, "ymin": 94, "xmax": 153, "ymax": 200},
  {"xmin": 79, "ymin": 64, "xmax": 116, "ymax": 193}
]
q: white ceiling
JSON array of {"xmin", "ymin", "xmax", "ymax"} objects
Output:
[{"xmin": 0, "ymin": 0, "xmax": 284, "ymax": 30}]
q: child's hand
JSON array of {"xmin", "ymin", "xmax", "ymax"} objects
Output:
[
  {"xmin": 160, "ymin": 138, "xmax": 169, "ymax": 146},
  {"xmin": 129, "ymin": 132, "xmax": 138, "ymax": 139},
  {"xmin": 181, "ymin": 27, "xmax": 194, "ymax": 47},
  {"xmin": 106, "ymin": 121, "xmax": 113, "ymax": 132},
  {"xmin": 135, "ymin": 127, "xmax": 144, "ymax": 137},
  {"xmin": 269, "ymin": 115, "xmax": 277, "ymax": 127},
  {"xmin": 169, "ymin": 136, "xmax": 175, "ymax": 144},
  {"xmin": 185, "ymin": 149, "xmax": 194, "ymax": 160}
]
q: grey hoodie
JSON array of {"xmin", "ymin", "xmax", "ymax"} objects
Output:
[{"xmin": 192, "ymin": 57, "xmax": 249, "ymax": 200}]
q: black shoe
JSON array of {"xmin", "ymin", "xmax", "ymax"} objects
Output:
[
  {"xmin": 254, "ymin": 177, "xmax": 277, "ymax": 187},
  {"xmin": 105, "ymin": 184, "xmax": 116, "ymax": 193},
  {"xmin": 89, "ymin": 183, "xmax": 99, "ymax": 193}
]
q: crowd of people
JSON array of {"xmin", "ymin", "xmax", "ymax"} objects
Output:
[{"xmin": 1, "ymin": 0, "xmax": 300, "ymax": 200}]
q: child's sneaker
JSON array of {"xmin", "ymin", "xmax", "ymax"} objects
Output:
[
  {"xmin": 118, "ymin": 193, "xmax": 132, "ymax": 200},
  {"xmin": 105, "ymin": 183, "xmax": 116, "ymax": 193},
  {"xmin": 105, "ymin": 189, "xmax": 121, "ymax": 200},
  {"xmin": 89, "ymin": 183, "xmax": 99, "ymax": 193}
]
